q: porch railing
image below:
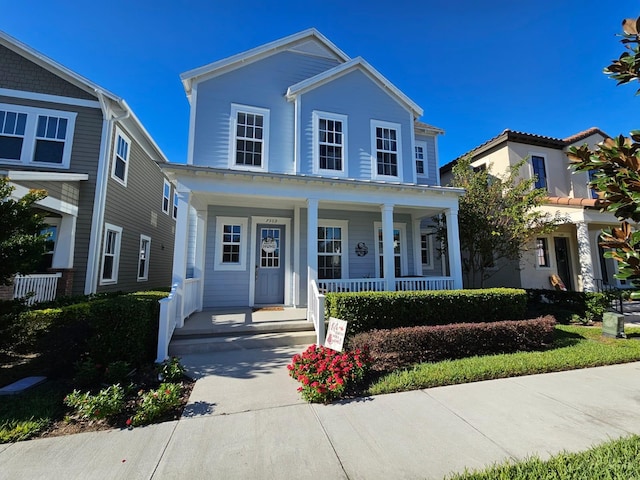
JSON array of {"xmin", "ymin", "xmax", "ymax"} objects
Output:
[
  {"xmin": 13, "ymin": 273, "xmax": 62, "ymax": 305},
  {"xmin": 318, "ymin": 276, "xmax": 454, "ymax": 293},
  {"xmin": 395, "ymin": 277, "xmax": 454, "ymax": 291},
  {"xmin": 318, "ymin": 278, "xmax": 386, "ymax": 293},
  {"xmin": 308, "ymin": 280, "xmax": 325, "ymax": 346},
  {"xmin": 156, "ymin": 277, "xmax": 202, "ymax": 363}
]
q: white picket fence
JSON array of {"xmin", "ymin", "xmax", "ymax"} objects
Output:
[
  {"xmin": 13, "ymin": 273, "xmax": 62, "ymax": 305},
  {"xmin": 308, "ymin": 280, "xmax": 325, "ymax": 345}
]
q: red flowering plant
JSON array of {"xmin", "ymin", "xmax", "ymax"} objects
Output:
[{"xmin": 287, "ymin": 344, "xmax": 370, "ymax": 403}]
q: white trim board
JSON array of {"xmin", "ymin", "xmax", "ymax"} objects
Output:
[{"xmin": 0, "ymin": 87, "xmax": 101, "ymax": 109}]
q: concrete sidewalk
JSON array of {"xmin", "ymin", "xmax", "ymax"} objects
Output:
[{"xmin": 1, "ymin": 354, "xmax": 640, "ymax": 480}]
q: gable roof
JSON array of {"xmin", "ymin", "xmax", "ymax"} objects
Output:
[
  {"xmin": 440, "ymin": 127, "xmax": 609, "ymax": 174},
  {"xmin": 180, "ymin": 28, "xmax": 350, "ymax": 97},
  {"xmin": 285, "ymin": 56, "xmax": 423, "ymax": 118},
  {"xmin": 0, "ymin": 30, "xmax": 169, "ymax": 163}
]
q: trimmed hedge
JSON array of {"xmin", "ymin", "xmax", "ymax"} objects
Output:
[
  {"xmin": 526, "ymin": 289, "xmax": 615, "ymax": 323},
  {"xmin": 347, "ymin": 315, "xmax": 556, "ymax": 372},
  {"xmin": 1, "ymin": 291, "xmax": 168, "ymax": 375},
  {"xmin": 326, "ymin": 288, "xmax": 527, "ymax": 335}
]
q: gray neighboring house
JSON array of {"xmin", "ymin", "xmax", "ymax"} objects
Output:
[{"xmin": 0, "ymin": 30, "xmax": 175, "ymax": 299}]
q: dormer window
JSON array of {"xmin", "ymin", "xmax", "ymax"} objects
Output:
[
  {"xmin": 371, "ymin": 120, "xmax": 402, "ymax": 180},
  {"xmin": 313, "ymin": 111, "xmax": 347, "ymax": 176},
  {"xmin": 230, "ymin": 104, "xmax": 269, "ymax": 171}
]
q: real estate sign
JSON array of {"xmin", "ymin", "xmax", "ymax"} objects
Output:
[{"xmin": 324, "ymin": 317, "xmax": 347, "ymax": 352}]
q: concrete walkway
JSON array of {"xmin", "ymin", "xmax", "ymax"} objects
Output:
[{"xmin": 2, "ymin": 352, "xmax": 640, "ymax": 479}]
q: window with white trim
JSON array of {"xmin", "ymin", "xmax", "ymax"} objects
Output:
[
  {"xmin": 230, "ymin": 104, "xmax": 269, "ymax": 171},
  {"xmin": 371, "ymin": 120, "xmax": 402, "ymax": 179},
  {"xmin": 531, "ymin": 154, "xmax": 547, "ymax": 190},
  {"xmin": 162, "ymin": 180, "xmax": 171, "ymax": 214},
  {"xmin": 313, "ymin": 111, "xmax": 347, "ymax": 175},
  {"xmin": 137, "ymin": 235, "xmax": 151, "ymax": 281},
  {"xmin": 317, "ymin": 220, "xmax": 349, "ymax": 280},
  {"xmin": 415, "ymin": 140, "xmax": 427, "ymax": 176},
  {"xmin": 111, "ymin": 128, "xmax": 130, "ymax": 186},
  {"xmin": 536, "ymin": 237, "xmax": 550, "ymax": 268},
  {"xmin": 0, "ymin": 103, "xmax": 76, "ymax": 168},
  {"xmin": 100, "ymin": 223, "xmax": 122, "ymax": 284},
  {"xmin": 421, "ymin": 233, "xmax": 434, "ymax": 270},
  {"xmin": 215, "ymin": 216, "xmax": 248, "ymax": 271},
  {"xmin": 374, "ymin": 222, "xmax": 407, "ymax": 277},
  {"xmin": 172, "ymin": 192, "xmax": 178, "ymax": 219}
]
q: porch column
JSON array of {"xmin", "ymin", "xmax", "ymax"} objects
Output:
[
  {"xmin": 412, "ymin": 217, "xmax": 423, "ymax": 276},
  {"xmin": 576, "ymin": 222, "xmax": 595, "ymax": 292},
  {"xmin": 445, "ymin": 208, "xmax": 463, "ymax": 289},
  {"xmin": 307, "ymin": 198, "xmax": 319, "ymax": 308},
  {"xmin": 193, "ymin": 208, "xmax": 207, "ymax": 312},
  {"xmin": 381, "ymin": 203, "xmax": 395, "ymax": 291},
  {"xmin": 172, "ymin": 189, "xmax": 191, "ymax": 327},
  {"xmin": 53, "ymin": 213, "xmax": 76, "ymax": 269}
]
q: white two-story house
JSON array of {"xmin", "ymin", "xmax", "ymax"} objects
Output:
[
  {"xmin": 160, "ymin": 29, "xmax": 463, "ymax": 339},
  {"xmin": 441, "ymin": 127, "xmax": 621, "ymax": 292}
]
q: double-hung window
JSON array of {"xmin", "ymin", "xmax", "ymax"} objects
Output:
[
  {"xmin": 374, "ymin": 222, "xmax": 407, "ymax": 277},
  {"xmin": 162, "ymin": 180, "xmax": 171, "ymax": 214},
  {"xmin": 531, "ymin": 155, "xmax": 547, "ymax": 190},
  {"xmin": 172, "ymin": 192, "xmax": 178, "ymax": 219},
  {"xmin": 313, "ymin": 111, "xmax": 347, "ymax": 175},
  {"xmin": 371, "ymin": 120, "xmax": 402, "ymax": 179},
  {"xmin": 230, "ymin": 104, "xmax": 269, "ymax": 171},
  {"xmin": 100, "ymin": 224, "xmax": 122, "ymax": 285},
  {"xmin": 317, "ymin": 220, "xmax": 349, "ymax": 280},
  {"xmin": 214, "ymin": 216, "xmax": 248, "ymax": 271},
  {"xmin": 138, "ymin": 235, "xmax": 151, "ymax": 281},
  {"xmin": 415, "ymin": 140, "xmax": 427, "ymax": 177},
  {"xmin": 0, "ymin": 104, "xmax": 76, "ymax": 168},
  {"xmin": 421, "ymin": 232, "xmax": 434, "ymax": 270},
  {"xmin": 111, "ymin": 127, "xmax": 131, "ymax": 186}
]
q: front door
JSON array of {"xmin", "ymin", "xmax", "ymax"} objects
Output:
[
  {"xmin": 554, "ymin": 237, "xmax": 573, "ymax": 291},
  {"xmin": 255, "ymin": 225, "xmax": 285, "ymax": 304}
]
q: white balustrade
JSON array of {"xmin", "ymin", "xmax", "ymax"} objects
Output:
[
  {"xmin": 156, "ymin": 277, "xmax": 202, "ymax": 363},
  {"xmin": 13, "ymin": 273, "xmax": 62, "ymax": 305},
  {"xmin": 308, "ymin": 280, "xmax": 325, "ymax": 345},
  {"xmin": 395, "ymin": 277, "xmax": 454, "ymax": 291},
  {"xmin": 318, "ymin": 278, "xmax": 386, "ymax": 293}
]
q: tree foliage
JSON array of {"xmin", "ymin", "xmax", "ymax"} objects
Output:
[
  {"xmin": 0, "ymin": 177, "xmax": 49, "ymax": 285},
  {"xmin": 438, "ymin": 157, "xmax": 558, "ymax": 288},
  {"xmin": 568, "ymin": 16, "xmax": 640, "ymax": 286}
]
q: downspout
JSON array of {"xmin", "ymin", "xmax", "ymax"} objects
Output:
[{"xmin": 84, "ymin": 91, "xmax": 130, "ymax": 294}]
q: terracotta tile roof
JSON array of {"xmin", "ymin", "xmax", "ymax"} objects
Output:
[
  {"xmin": 544, "ymin": 196, "xmax": 608, "ymax": 209},
  {"xmin": 441, "ymin": 127, "xmax": 610, "ymax": 174}
]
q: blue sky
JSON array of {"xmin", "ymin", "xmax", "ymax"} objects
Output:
[{"xmin": 2, "ymin": 1, "xmax": 639, "ymax": 166}]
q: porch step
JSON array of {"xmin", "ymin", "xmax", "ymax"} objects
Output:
[{"xmin": 168, "ymin": 320, "xmax": 317, "ymax": 355}]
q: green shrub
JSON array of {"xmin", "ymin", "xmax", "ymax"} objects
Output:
[
  {"xmin": 131, "ymin": 382, "xmax": 183, "ymax": 426},
  {"xmin": 348, "ymin": 316, "xmax": 556, "ymax": 372},
  {"xmin": 64, "ymin": 384, "xmax": 126, "ymax": 420},
  {"xmin": 157, "ymin": 357, "xmax": 185, "ymax": 382},
  {"xmin": 326, "ymin": 288, "xmax": 527, "ymax": 335},
  {"xmin": 527, "ymin": 289, "xmax": 616, "ymax": 322}
]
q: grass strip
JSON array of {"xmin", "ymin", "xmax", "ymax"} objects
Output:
[
  {"xmin": 368, "ymin": 325, "xmax": 640, "ymax": 395},
  {"xmin": 448, "ymin": 435, "xmax": 640, "ymax": 479},
  {"xmin": 0, "ymin": 382, "xmax": 66, "ymax": 443}
]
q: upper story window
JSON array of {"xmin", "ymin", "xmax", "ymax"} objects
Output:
[
  {"xmin": 313, "ymin": 111, "xmax": 347, "ymax": 176},
  {"xmin": 111, "ymin": 128, "xmax": 130, "ymax": 186},
  {"xmin": 173, "ymin": 192, "xmax": 178, "ymax": 219},
  {"xmin": 230, "ymin": 104, "xmax": 270, "ymax": 172},
  {"xmin": 588, "ymin": 170, "xmax": 599, "ymax": 199},
  {"xmin": 415, "ymin": 141, "xmax": 427, "ymax": 177},
  {"xmin": 0, "ymin": 104, "xmax": 76, "ymax": 169},
  {"xmin": 162, "ymin": 179, "xmax": 171, "ymax": 214},
  {"xmin": 531, "ymin": 155, "xmax": 547, "ymax": 190},
  {"xmin": 371, "ymin": 120, "xmax": 402, "ymax": 180}
]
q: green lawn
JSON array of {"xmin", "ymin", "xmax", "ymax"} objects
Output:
[
  {"xmin": 448, "ymin": 435, "xmax": 640, "ymax": 479},
  {"xmin": 368, "ymin": 325, "xmax": 640, "ymax": 395}
]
